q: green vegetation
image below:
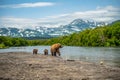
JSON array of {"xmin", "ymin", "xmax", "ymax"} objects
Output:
[
  {"xmin": 0, "ymin": 36, "xmax": 29, "ymax": 48},
  {"xmin": 0, "ymin": 21, "xmax": 120, "ymax": 48}
]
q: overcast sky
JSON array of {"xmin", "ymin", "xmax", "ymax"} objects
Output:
[{"xmin": 0, "ymin": 0, "xmax": 120, "ymax": 28}]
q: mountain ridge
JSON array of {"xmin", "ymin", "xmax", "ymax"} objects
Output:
[{"xmin": 0, "ymin": 18, "xmax": 110, "ymax": 38}]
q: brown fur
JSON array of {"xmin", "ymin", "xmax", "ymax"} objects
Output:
[
  {"xmin": 33, "ymin": 49, "xmax": 38, "ymax": 54},
  {"xmin": 50, "ymin": 43, "xmax": 63, "ymax": 56},
  {"xmin": 44, "ymin": 49, "xmax": 48, "ymax": 55}
]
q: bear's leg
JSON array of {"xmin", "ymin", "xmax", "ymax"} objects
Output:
[
  {"xmin": 45, "ymin": 52, "xmax": 48, "ymax": 55},
  {"xmin": 58, "ymin": 53, "xmax": 60, "ymax": 56},
  {"xmin": 54, "ymin": 52, "xmax": 56, "ymax": 56},
  {"xmin": 46, "ymin": 52, "xmax": 48, "ymax": 55},
  {"xmin": 51, "ymin": 52, "xmax": 54, "ymax": 56},
  {"xmin": 57, "ymin": 49, "xmax": 61, "ymax": 56}
]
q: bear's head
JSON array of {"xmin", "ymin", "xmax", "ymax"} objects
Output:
[{"xmin": 57, "ymin": 43, "xmax": 63, "ymax": 48}]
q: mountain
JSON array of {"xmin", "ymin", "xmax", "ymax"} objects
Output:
[
  {"xmin": 61, "ymin": 19, "xmax": 106, "ymax": 33},
  {"xmin": 0, "ymin": 19, "xmax": 107, "ymax": 38}
]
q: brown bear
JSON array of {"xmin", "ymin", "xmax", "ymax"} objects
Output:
[
  {"xmin": 33, "ymin": 49, "xmax": 38, "ymax": 54},
  {"xmin": 50, "ymin": 43, "xmax": 63, "ymax": 56},
  {"xmin": 44, "ymin": 49, "xmax": 48, "ymax": 55}
]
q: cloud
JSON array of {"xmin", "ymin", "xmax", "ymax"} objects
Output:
[
  {"xmin": 68, "ymin": 6, "xmax": 120, "ymax": 22},
  {"xmin": 41, "ymin": 6, "xmax": 120, "ymax": 24},
  {"xmin": 0, "ymin": 6, "xmax": 120, "ymax": 28},
  {"xmin": 0, "ymin": 2, "xmax": 55, "ymax": 8}
]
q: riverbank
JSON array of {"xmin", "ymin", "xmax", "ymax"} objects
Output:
[{"xmin": 0, "ymin": 52, "xmax": 120, "ymax": 80}]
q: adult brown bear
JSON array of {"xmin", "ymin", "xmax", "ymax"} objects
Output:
[
  {"xmin": 33, "ymin": 49, "xmax": 38, "ymax": 54},
  {"xmin": 50, "ymin": 43, "xmax": 63, "ymax": 56}
]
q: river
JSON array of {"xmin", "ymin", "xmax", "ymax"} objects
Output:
[{"xmin": 0, "ymin": 46, "xmax": 120, "ymax": 67}]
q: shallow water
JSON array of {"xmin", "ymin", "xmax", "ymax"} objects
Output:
[{"xmin": 0, "ymin": 46, "xmax": 120, "ymax": 67}]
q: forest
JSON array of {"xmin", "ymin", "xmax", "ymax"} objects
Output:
[{"xmin": 0, "ymin": 21, "xmax": 120, "ymax": 48}]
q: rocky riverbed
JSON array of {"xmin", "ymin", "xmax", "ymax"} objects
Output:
[{"xmin": 0, "ymin": 52, "xmax": 120, "ymax": 80}]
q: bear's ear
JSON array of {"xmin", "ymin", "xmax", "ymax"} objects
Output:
[{"xmin": 57, "ymin": 43, "xmax": 61, "ymax": 45}]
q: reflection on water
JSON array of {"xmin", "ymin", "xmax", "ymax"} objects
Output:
[{"xmin": 0, "ymin": 46, "xmax": 120, "ymax": 67}]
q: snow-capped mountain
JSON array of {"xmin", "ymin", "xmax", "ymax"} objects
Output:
[
  {"xmin": 0, "ymin": 19, "xmax": 107, "ymax": 38},
  {"xmin": 62, "ymin": 19, "xmax": 106, "ymax": 31}
]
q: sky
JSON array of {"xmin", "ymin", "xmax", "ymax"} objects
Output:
[{"xmin": 0, "ymin": 0, "xmax": 120, "ymax": 29}]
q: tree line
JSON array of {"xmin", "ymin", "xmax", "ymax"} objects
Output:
[
  {"xmin": 0, "ymin": 36, "xmax": 29, "ymax": 48},
  {"xmin": 0, "ymin": 21, "xmax": 120, "ymax": 48}
]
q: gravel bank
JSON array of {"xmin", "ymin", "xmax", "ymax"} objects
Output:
[{"xmin": 0, "ymin": 52, "xmax": 120, "ymax": 80}]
